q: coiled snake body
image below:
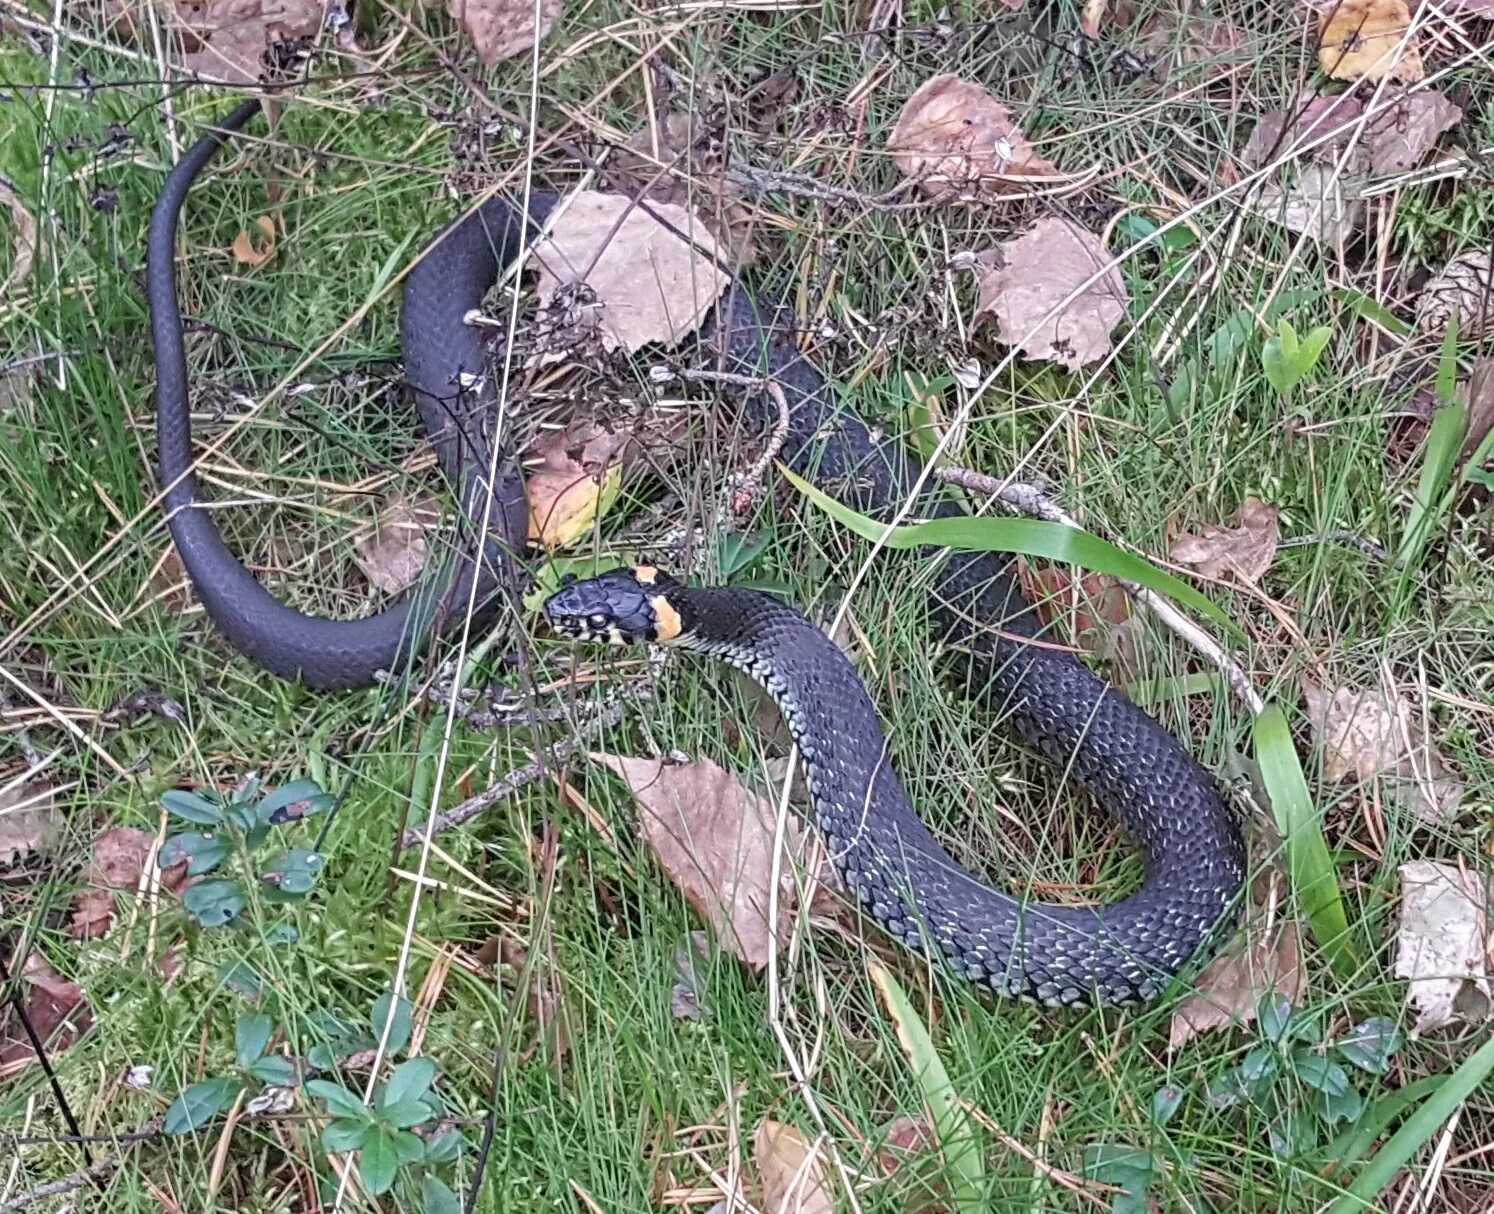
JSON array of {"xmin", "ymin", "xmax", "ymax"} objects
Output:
[{"xmin": 149, "ymin": 99, "xmax": 1245, "ymax": 1006}]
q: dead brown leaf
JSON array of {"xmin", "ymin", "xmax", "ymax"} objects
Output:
[
  {"xmin": 1416, "ymin": 250, "xmax": 1493, "ymax": 338},
  {"xmin": 68, "ymin": 826, "xmax": 186, "ymax": 939},
  {"xmin": 2, "ymin": 177, "xmax": 37, "ymax": 290},
  {"xmin": 352, "ymin": 493, "xmax": 440, "ymax": 596},
  {"xmin": 524, "ymin": 420, "xmax": 633, "ymax": 549},
  {"xmin": 1242, "ymin": 96, "xmax": 1366, "ymax": 169},
  {"xmin": 231, "ymin": 215, "xmax": 277, "ymax": 269},
  {"xmin": 446, "ymin": 0, "xmax": 563, "ymax": 66},
  {"xmin": 590, "ymin": 753, "xmax": 818, "ymax": 970},
  {"xmin": 1169, "ymin": 916, "xmax": 1303, "ymax": 1049},
  {"xmin": 1366, "ymin": 90, "xmax": 1463, "ymax": 175},
  {"xmin": 754, "ymin": 1119, "xmax": 835, "ymax": 1214},
  {"xmin": 0, "ymin": 781, "xmax": 61, "ymax": 868},
  {"xmin": 172, "ymin": 0, "xmax": 322, "ymax": 85},
  {"xmin": 1394, "ymin": 860, "xmax": 1490, "ymax": 1036},
  {"xmin": 529, "ymin": 191, "xmax": 730, "ymax": 356},
  {"xmin": 1247, "ymin": 165, "xmax": 1364, "ymax": 245},
  {"xmin": 888, "ymin": 74, "xmax": 1059, "ymax": 199},
  {"xmin": 1302, "ymin": 681, "xmax": 1463, "ymax": 826},
  {"xmin": 1169, "ymin": 497, "xmax": 1280, "ymax": 584},
  {"xmin": 1317, "ymin": 0, "xmax": 1423, "ymax": 83},
  {"xmin": 1020, "ymin": 567, "xmax": 1131, "ymax": 654},
  {"xmin": 976, "ymin": 217, "xmax": 1129, "ymax": 372},
  {"xmin": 0, "ymin": 953, "xmax": 94, "ymax": 1072}
]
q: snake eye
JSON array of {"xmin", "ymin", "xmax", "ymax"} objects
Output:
[{"xmin": 558, "ymin": 572, "xmax": 578, "ymax": 588}]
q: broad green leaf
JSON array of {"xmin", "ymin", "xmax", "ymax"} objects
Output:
[
  {"xmin": 371, "ymin": 991, "xmax": 413, "ymax": 1054},
  {"xmin": 1292, "ymin": 1051, "xmax": 1351, "ymax": 1097},
  {"xmin": 358, "ymin": 1129, "xmax": 400, "ymax": 1196},
  {"xmin": 235, "ymin": 1012, "xmax": 273, "ymax": 1068},
  {"xmin": 322, "ymin": 1118, "xmax": 369, "ymax": 1153},
  {"xmin": 1298, "ymin": 325, "xmax": 1332, "ymax": 372},
  {"xmin": 248, "ymin": 1055, "xmax": 297, "ymax": 1087},
  {"xmin": 1253, "ymin": 705, "xmax": 1355, "ymax": 979},
  {"xmin": 382, "ymin": 1057, "xmax": 436, "ymax": 1108},
  {"xmin": 1258, "ymin": 993, "xmax": 1294, "ymax": 1043},
  {"xmin": 261, "ymin": 848, "xmax": 323, "ymax": 897},
  {"xmin": 160, "ymin": 830, "xmax": 231, "ymax": 876},
  {"xmin": 306, "ymin": 1079, "xmax": 372, "ymax": 1122},
  {"xmin": 182, "ymin": 878, "xmax": 247, "ymax": 928},
  {"xmin": 379, "ymin": 1100, "xmax": 435, "ymax": 1129},
  {"xmin": 1316, "ymin": 1085, "xmax": 1365, "ymax": 1128},
  {"xmin": 781, "ymin": 465, "xmax": 1239, "ymax": 638},
  {"xmin": 259, "ymin": 778, "xmax": 333, "ymax": 824},
  {"xmin": 1338, "ymin": 1017, "xmax": 1403, "ymax": 1075},
  {"xmin": 163, "ymin": 1076, "xmax": 243, "ymax": 1134},
  {"xmin": 1150, "ymin": 1084, "xmax": 1183, "ymax": 1127},
  {"xmin": 423, "ymin": 1175, "xmax": 463, "ymax": 1214},
  {"xmin": 161, "ymin": 789, "xmax": 223, "ymax": 825},
  {"xmin": 869, "ymin": 963, "xmax": 985, "ymax": 1211},
  {"xmin": 390, "ymin": 1129, "xmax": 425, "ymax": 1164},
  {"xmin": 423, "ymin": 1128, "xmax": 465, "ymax": 1163}
]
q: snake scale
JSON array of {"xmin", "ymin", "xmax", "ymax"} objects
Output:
[{"xmin": 149, "ymin": 98, "xmax": 1245, "ymax": 1006}]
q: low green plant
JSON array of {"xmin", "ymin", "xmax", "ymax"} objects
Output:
[
  {"xmin": 1261, "ymin": 317, "xmax": 1333, "ymax": 398},
  {"xmin": 159, "ymin": 775, "xmax": 331, "ymax": 930}
]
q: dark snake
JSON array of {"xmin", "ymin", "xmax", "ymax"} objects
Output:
[{"xmin": 150, "ymin": 98, "xmax": 1245, "ymax": 1006}]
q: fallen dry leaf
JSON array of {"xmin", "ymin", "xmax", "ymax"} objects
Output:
[
  {"xmin": 231, "ymin": 215, "xmax": 277, "ymax": 269},
  {"xmin": 446, "ymin": 0, "xmax": 563, "ymax": 66},
  {"xmin": 1, "ymin": 177, "xmax": 37, "ymax": 290},
  {"xmin": 1169, "ymin": 497, "xmax": 1280, "ymax": 584},
  {"xmin": 888, "ymin": 74, "xmax": 1059, "ymax": 199},
  {"xmin": 1366, "ymin": 90, "xmax": 1463, "ymax": 175},
  {"xmin": 529, "ymin": 191, "xmax": 730, "ymax": 356},
  {"xmin": 754, "ymin": 1119, "xmax": 835, "ymax": 1214},
  {"xmin": 1416, "ymin": 249, "xmax": 1493, "ymax": 338},
  {"xmin": 0, "ymin": 781, "xmax": 61, "ymax": 867},
  {"xmin": 524, "ymin": 420, "xmax": 632, "ymax": 549},
  {"xmin": 590, "ymin": 753, "xmax": 817, "ymax": 970},
  {"xmin": 1247, "ymin": 165, "xmax": 1364, "ymax": 245},
  {"xmin": 171, "ymin": 0, "xmax": 323, "ymax": 85},
  {"xmin": 1317, "ymin": 0, "xmax": 1423, "ymax": 83},
  {"xmin": 1242, "ymin": 96, "xmax": 1366, "ymax": 169},
  {"xmin": 1393, "ymin": 860, "xmax": 1490, "ymax": 1036},
  {"xmin": 977, "ymin": 217, "xmax": 1129, "ymax": 372},
  {"xmin": 68, "ymin": 826, "xmax": 187, "ymax": 939},
  {"xmin": 1169, "ymin": 915, "xmax": 1303, "ymax": 1049},
  {"xmin": 352, "ymin": 493, "xmax": 440, "ymax": 596},
  {"xmin": 0, "ymin": 953, "xmax": 94, "ymax": 1072},
  {"xmin": 1021, "ymin": 567, "xmax": 1131, "ymax": 651},
  {"xmin": 1463, "ymin": 358, "xmax": 1494, "ymax": 465},
  {"xmin": 1302, "ymin": 681, "xmax": 1463, "ymax": 826},
  {"xmin": 1080, "ymin": 0, "xmax": 1108, "ymax": 38}
]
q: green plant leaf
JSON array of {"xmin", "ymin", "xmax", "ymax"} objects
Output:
[
  {"xmin": 1239, "ymin": 1046, "xmax": 1278, "ymax": 1089},
  {"xmin": 1277, "ymin": 318, "xmax": 1300, "ymax": 360},
  {"xmin": 1253, "ymin": 705, "xmax": 1356, "ymax": 979},
  {"xmin": 379, "ymin": 1100, "xmax": 436, "ymax": 1129},
  {"xmin": 306, "ymin": 1079, "xmax": 372, "ymax": 1122},
  {"xmin": 1258, "ymin": 994, "xmax": 1294, "ymax": 1044},
  {"xmin": 870, "ymin": 963, "xmax": 985, "ymax": 1211},
  {"xmin": 1316, "ymin": 1085, "xmax": 1365, "ymax": 1128},
  {"xmin": 161, "ymin": 789, "xmax": 223, "ymax": 825},
  {"xmin": 371, "ymin": 991, "xmax": 413, "ymax": 1054},
  {"xmin": 382, "ymin": 1057, "xmax": 437, "ymax": 1108},
  {"xmin": 781, "ymin": 465, "xmax": 1239, "ymax": 637},
  {"xmin": 322, "ymin": 1118, "xmax": 369, "ymax": 1153},
  {"xmin": 182, "ymin": 878, "xmax": 247, "ymax": 928},
  {"xmin": 1293, "ymin": 1051, "xmax": 1351, "ymax": 1097},
  {"xmin": 163, "ymin": 1076, "xmax": 243, "ymax": 1134},
  {"xmin": 217, "ymin": 960, "xmax": 263, "ymax": 999},
  {"xmin": 260, "ymin": 778, "xmax": 333, "ymax": 824},
  {"xmin": 1338, "ymin": 1017, "xmax": 1403, "ymax": 1075},
  {"xmin": 235, "ymin": 1012, "xmax": 273, "ymax": 1068},
  {"xmin": 160, "ymin": 830, "xmax": 232, "ymax": 876},
  {"xmin": 390, "ymin": 1129, "xmax": 425, "ymax": 1164},
  {"xmin": 261, "ymin": 848, "xmax": 324, "ymax": 897},
  {"xmin": 1298, "ymin": 325, "xmax": 1332, "ymax": 372},
  {"xmin": 423, "ymin": 1128, "xmax": 465, "ymax": 1163},
  {"xmin": 1150, "ymin": 1084, "xmax": 1184, "ymax": 1127},
  {"xmin": 422, "ymin": 1175, "xmax": 463, "ymax": 1214},
  {"xmin": 359, "ymin": 1129, "xmax": 400, "ymax": 1196},
  {"xmin": 248, "ymin": 1055, "xmax": 297, "ymax": 1087}
]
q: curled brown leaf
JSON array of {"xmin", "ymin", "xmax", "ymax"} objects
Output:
[{"xmin": 1169, "ymin": 497, "xmax": 1280, "ymax": 585}]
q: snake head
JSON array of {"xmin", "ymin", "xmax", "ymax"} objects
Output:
[{"xmin": 543, "ymin": 564, "xmax": 687, "ymax": 646}]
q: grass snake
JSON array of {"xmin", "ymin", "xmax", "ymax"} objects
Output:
[{"xmin": 149, "ymin": 98, "xmax": 1245, "ymax": 1007}]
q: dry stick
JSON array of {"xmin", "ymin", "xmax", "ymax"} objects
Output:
[
  {"xmin": 396, "ymin": 697, "xmax": 627, "ymax": 851},
  {"xmin": 931, "ymin": 465, "xmax": 1266, "ymax": 717},
  {"xmin": 0, "ymin": 1119, "xmax": 164, "ymax": 1214}
]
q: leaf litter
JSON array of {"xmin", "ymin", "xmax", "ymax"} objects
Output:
[
  {"xmin": 753, "ymin": 1119, "xmax": 835, "ymax": 1214},
  {"xmin": 442, "ymin": 0, "xmax": 564, "ymax": 66},
  {"xmin": 1394, "ymin": 861, "xmax": 1490, "ymax": 1036},
  {"xmin": 1314, "ymin": 0, "xmax": 1424, "ymax": 83},
  {"xmin": 0, "ymin": 954, "xmax": 94, "ymax": 1074},
  {"xmin": 0, "ymin": 780, "xmax": 62, "ymax": 869},
  {"xmin": 1169, "ymin": 497, "xmax": 1281, "ymax": 585}
]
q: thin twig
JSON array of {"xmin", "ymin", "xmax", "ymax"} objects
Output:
[
  {"xmin": 0, "ymin": 1118, "xmax": 163, "ymax": 1214},
  {"xmin": 397, "ymin": 696, "xmax": 628, "ymax": 851},
  {"xmin": 933, "ymin": 465, "xmax": 1266, "ymax": 716}
]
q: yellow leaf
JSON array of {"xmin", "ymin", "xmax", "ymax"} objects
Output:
[{"xmin": 1317, "ymin": 0, "xmax": 1423, "ymax": 83}]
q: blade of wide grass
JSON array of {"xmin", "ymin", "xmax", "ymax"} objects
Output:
[
  {"xmin": 869, "ymin": 963, "xmax": 985, "ymax": 1211},
  {"xmin": 1253, "ymin": 704, "xmax": 1356, "ymax": 981},
  {"xmin": 781, "ymin": 466, "xmax": 1239, "ymax": 638}
]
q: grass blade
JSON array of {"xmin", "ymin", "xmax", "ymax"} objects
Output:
[
  {"xmin": 780, "ymin": 465, "xmax": 1239, "ymax": 638},
  {"xmin": 1253, "ymin": 704, "xmax": 1356, "ymax": 980},
  {"xmin": 1394, "ymin": 319, "xmax": 1466, "ymax": 573},
  {"xmin": 869, "ymin": 962, "xmax": 985, "ymax": 1211},
  {"xmin": 1328, "ymin": 1033, "xmax": 1494, "ymax": 1212}
]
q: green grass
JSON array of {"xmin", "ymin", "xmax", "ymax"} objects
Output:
[{"xmin": 3, "ymin": 0, "xmax": 1494, "ymax": 1209}]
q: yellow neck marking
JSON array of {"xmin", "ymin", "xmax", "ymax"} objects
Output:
[
  {"xmin": 650, "ymin": 593, "xmax": 683, "ymax": 642},
  {"xmin": 635, "ymin": 564, "xmax": 659, "ymax": 584}
]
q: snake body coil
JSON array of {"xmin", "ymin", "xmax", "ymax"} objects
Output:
[{"xmin": 150, "ymin": 99, "xmax": 1245, "ymax": 1005}]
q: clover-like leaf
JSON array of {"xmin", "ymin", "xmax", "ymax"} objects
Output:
[
  {"xmin": 1337, "ymin": 1017, "xmax": 1402, "ymax": 1075},
  {"xmin": 1257, "ymin": 994, "xmax": 1294, "ymax": 1044},
  {"xmin": 423, "ymin": 1175, "xmax": 463, "ymax": 1214},
  {"xmin": 160, "ymin": 830, "xmax": 232, "ymax": 876},
  {"xmin": 164, "ymin": 1076, "xmax": 243, "ymax": 1134},
  {"xmin": 235, "ymin": 1012, "xmax": 273, "ymax": 1068},
  {"xmin": 380, "ymin": 1100, "xmax": 436, "ymax": 1129},
  {"xmin": 182, "ymin": 878, "xmax": 246, "ymax": 928},
  {"xmin": 423, "ymin": 1127, "xmax": 465, "ymax": 1163},
  {"xmin": 1150, "ymin": 1084, "xmax": 1184, "ymax": 1127},
  {"xmin": 323, "ymin": 1117, "xmax": 370, "ymax": 1154},
  {"xmin": 306, "ymin": 1079, "xmax": 372, "ymax": 1122},
  {"xmin": 259, "ymin": 778, "xmax": 333, "ymax": 824},
  {"xmin": 161, "ymin": 789, "xmax": 224, "ymax": 825},
  {"xmin": 248, "ymin": 1055, "xmax": 297, "ymax": 1087},
  {"xmin": 1292, "ymin": 1051, "xmax": 1351, "ymax": 1097},
  {"xmin": 371, "ymin": 991, "xmax": 413, "ymax": 1054},
  {"xmin": 261, "ymin": 848, "xmax": 323, "ymax": 897},
  {"xmin": 382, "ymin": 1057, "xmax": 436, "ymax": 1108}
]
